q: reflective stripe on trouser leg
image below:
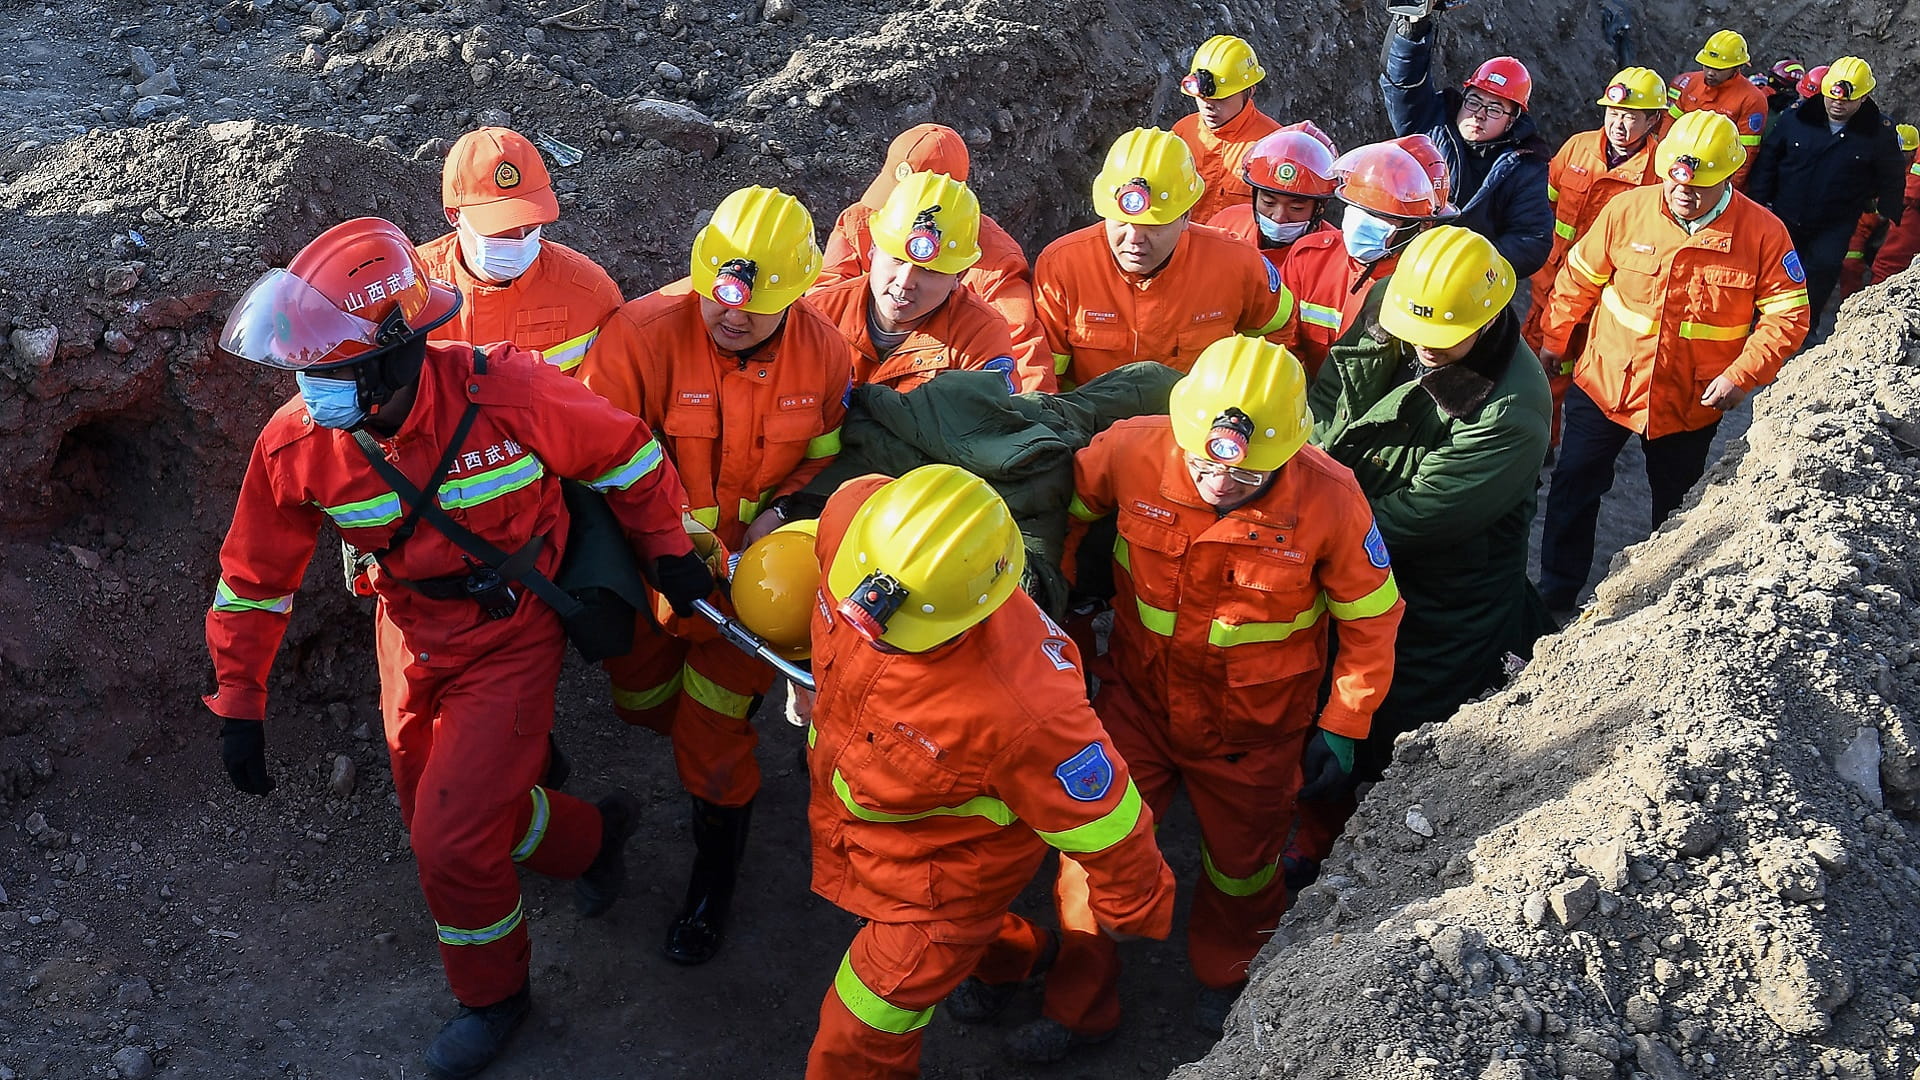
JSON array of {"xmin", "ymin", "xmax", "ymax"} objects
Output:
[
  {"xmin": 805, "ymin": 918, "xmax": 997, "ymax": 1080},
  {"xmin": 670, "ymin": 636, "xmax": 775, "ymax": 806},
  {"xmin": 1184, "ymin": 729, "xmax": 1307, "ymax": 989},
  {"xmin": 510, "ymin": 785, "xmax": 605, "ymax": 880},
  {"xmin": 603, "ymin": 624, "xmax": 690, "ymax": 733}
]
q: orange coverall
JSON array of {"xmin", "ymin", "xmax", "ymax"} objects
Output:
[
  {"xmin": 1005, "ymin": 418, "xmax": 1402, "ymax": 1036},
  {"xmin": 1870, "ymin": 160, "xmax": 1920, "ymax": 283},
  {"xmin": 578, "ymin": 281, "xmax": 849, "ymax": 807},
  {"xmin": 1279, "ymin": 229, "xmax": 1398, "ymax": 379},
  {"xmin": 205, "ymin": 343, "xmax": 693, "ymax": 1007},
  {"xmin": 1206, "ymin": 204, "xmax": 1336, "ymax": 274},
  {"xmin": 1542, "ymin": 185, "xmax": 1811, "ymax": 438},
  {"xmin": 1034, "ymin": 222, "xmax": 1295, "ymax": 390},
  {"xmin": 1520, "ymin": 129, "xmax": 1662, "ymax": 442},
  {"xmin": 1174, "ymin": 104, "xmax": 1282, "ymax": 225},
  {"xmin": 805, "ymin": 475, "xmax": 1176, "ymax": 1080},
  {"xmin": 1835, "ymin": 211, "xmax": 1882, "ymax": 301},
  {"xmin": 807, "ymin": 274, "xmax": 1027, "ymax": 393},
  {"xmin": 416, "ymin": 234, "xmax": 623, "ymax": 375},
  {"xmin": 1662, "ymin": 71, "xmax": 1769, "ymax": 188},
  {"xmin": 816, "ymin": 204, "xmax": 1049, "ymax": 387}
]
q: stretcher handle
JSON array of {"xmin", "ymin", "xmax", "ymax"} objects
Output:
[{"xmin": 691, "ymin": 598, "xmax": 816, "ymax": 692}]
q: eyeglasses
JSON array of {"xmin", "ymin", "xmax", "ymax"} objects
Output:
[
  {"xmin": 1459, "ymin": 94, "xmax": 1515, "ymax": 119},
  {"xmin": 1185, "ymin": 454, "xmax": 1270, "ymax": 486}
]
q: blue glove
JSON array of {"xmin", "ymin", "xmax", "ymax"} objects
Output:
[{"xmin": 1296, "ymin": 729, "xmax": 1358, "ymax": 802}]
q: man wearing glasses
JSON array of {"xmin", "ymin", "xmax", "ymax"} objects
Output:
[{"xmin": 1378, "ymin": 0, "xmax": 1553, "ymax": 280}]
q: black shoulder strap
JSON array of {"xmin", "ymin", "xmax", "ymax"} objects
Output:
[{"xmin": 359, "ymin": 347, "xmax": 488, "ymax": 556}]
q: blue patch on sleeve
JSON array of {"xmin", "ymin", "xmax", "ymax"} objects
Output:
[
  {"xmin": 1363, "ymin": 522, "xmax": 1392, "ymax": 569},
  {"xmin": 1749, "ymin": 112, "xmax": 1765, "ymax": 132},
  {"xmin": 1055, "ymin": 742, "xmax": 1114, "ymax": 802},
  {"xmin": 1265, "ymin": 258, "xmax": 1282, "ymax": 294},
  {"xmin": 982, "ymin": 355, "xmax": 1017, "ymax": 394},
  {"xmin": 1783, "ymin": 250, "xmax": 1805, "ymax": 283}
]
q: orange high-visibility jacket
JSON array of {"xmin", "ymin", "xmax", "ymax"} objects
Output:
[
  {"xmin": 204, "ymin": 342, "xmax": 693, "ymax": 721},
  {"xmin": 1034, "ymin": 223, "xmax": 1295, "ymax": 390},
  {"xmin": 1542, "ymin": 185, "xmax": 1811, "ymax": 439},
  {"xmin": 1206, "ymin": 204, "xmax": 1337, "ymax": 274},
  {"xmin": 577, "ymin": 280, "xmax": 850, "ymax": 549},
  {"xmin": 1662, "ymin": 72, "xmax": 1769, "ymax": 188},
  {"xmin": 417, "ymin": 235, "xmax": 623, "ymax": 375},
  {"xmin": 807, "ymin": 475, "xmax": 1177, "ymax": 934},
  {"xmin": 806, "ymin": 275, "xmax": 1033, "ymax": 393},
  {"xmin": 1870, "ymin": 161, "xmax": 1920, "ymax": 282},
  {"xmin": 1068, "ymin": 418, "xmax": 1403, "ymax": 754},
  {"xmin": 815, "ymin": 203, "xmax": 1048, "ymax": 381},
  {"xmin": 1278, "ymin": 230, "xmax": 1397, "ymax": 379},
  {"xmin": 1174, "ymin": 104, "xmax": 1282, "ymax": 226},
  {"xmin": 1523, "ymin": 130, "xmax": 1663, "ymax": 349}
]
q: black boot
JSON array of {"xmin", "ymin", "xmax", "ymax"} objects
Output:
[
  {"xmin": 661, "ymin": 796, "xmax": 752, "ymax": 965},
  {"xmin": 424, "ymin": 984, "xmax": 531, "ymax": 1079},
  {"xmin": 574, "ymin": 792, "xmax": 639, "ymax": 918},
  {"xmin": 541, "ymin": 733, "xmax": 571, "ymax": 791}
]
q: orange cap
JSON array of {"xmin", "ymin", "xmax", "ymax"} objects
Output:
[
  {"xmin": 442, "ymin": 127, "xmax": 560, "ymax": 234},
  {"xmin": 859, "ymin": 124, "xmax": 971, "ymax": 210}
]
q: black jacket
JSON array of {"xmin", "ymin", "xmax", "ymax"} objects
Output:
[{"xmin": 1749, "ymin": 96, "xmax": 1907, "ymax": 229}]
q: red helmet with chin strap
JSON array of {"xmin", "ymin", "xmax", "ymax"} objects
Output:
[
  {"xmin": 1242, "ymin": 129, "xmax": 1340, "ymax": 198},
  {"xmin": 219, "ymin": 217, "xmax": 461, "ymax": 371},
  {"xmin": 1464, "ymin": 56, "xmax": 1532, "ymax": 110},
  {"xmin": 1390, "ymin": 134, "xmax": 1454, "ymax": 214}
]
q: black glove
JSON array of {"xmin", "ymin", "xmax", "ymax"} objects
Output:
[
  {"xmin": 220, "ymin": 718, "xmax": 275, "ymax": 796},
  {"xmin": 654, "ymin": 550, "xmax": 717, "ymax": 618},
  {"xmin": 1296, "ymin": 729, "xmax": 1359, "ymax": 803}
]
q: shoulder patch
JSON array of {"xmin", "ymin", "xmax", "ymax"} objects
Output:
[
  {"xmin": 1055, "ymin": 742, "xmax": 1114, "ymax": 802},
  {"xmin": 981, "ymin": 355, "xmax": 1017, "ymax": 394},
  {"xmin": 1783, "ymin": 250, "xmax": 1805, "ymax": 283},
  {"xmin": 1749, "ymin": 112, "xmax": 1765, "ymax": 132},
  {"xmin": 1363, "ymin": 521, "xmax": 1392, "ymax": 569},
  {"xmin": 1265, "ymin": 257, "xmax": 1282, "ymax": 294}
]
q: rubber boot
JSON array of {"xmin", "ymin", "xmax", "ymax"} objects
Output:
[
  {"xmin": 574, "ymin": 792, "xmax": 639, "ymax": 918},
  {"xmin": 424, "ymin": 984, "xmax": 531, "ymax": 1079},
  {"xmin": 661, "ymin": 796, "xmax": 752, "ymax": 965}
]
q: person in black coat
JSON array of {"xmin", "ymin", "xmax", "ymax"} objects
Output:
[
  {"xmin": 1378, "ymin": 4, "xmax": 1553, "ymax": 280},
  {"xmin": 1749, "ymin": 56, "xmax": 1907, "ymax": 325}
]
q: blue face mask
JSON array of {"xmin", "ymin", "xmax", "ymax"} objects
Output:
[
  {"xmin": 1341, "ymin": 205, "xmax": 1397, "ymax": 263},
  {"xmin": 1256, "ymin": 212, "xmax": 1314, "ymax": 246},
  {"xmin": 295, "ymin": 371, "xmax": 368, "ymax": 430}
]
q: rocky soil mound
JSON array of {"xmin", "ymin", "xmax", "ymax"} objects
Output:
[{"xmin": 1185, "ymin": 270, "xmax": 1920, "ymax": 1078}]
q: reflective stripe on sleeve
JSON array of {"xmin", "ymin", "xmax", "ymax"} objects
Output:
[
  {"xmin": 437, "ymin": 454, "xmax": 546, "ymax": 510},
  {"xmin": 542, "ymin": 328, "xmax": 598, "ymax": 373},
  {"xmin": 805, "ymin": 427, "xmax": 842, "ymax": 459},
  {"xmin": 1252, "ymin": 287, "xmax": 1296, "ymax": 336},
  {"xmin": 510, "ymin": 787, "xmax": 550, "ymax": 863},
  {"xmin": 1325, "ymin": 574, "xmax": 1401, "ymax": 621},
  {"xmin": 1068, "ymin": 493, "xmax": 1102, "ymax": 522},
  {"xmin": 1757, "ymin": 290, "xmax": 1810, "ymax": 315},
  {"xmin": 683, "ymin": 665, "xmax": 755, "ymax": 720},
  {"xmin": 1035, "ymin": 779, "xmax": 1144, "ymax": 854},
  {"xmin": 831, "ymin": 769, "xmax": 1018, "ymax": 826},
  {"xmin": 1546, "ymin": 183, "xmax": 1560, "ymax": 203},
  {"xmin": 1738, "ymin": 134, "xmax": 1763, "ymax": 146},
  {"xmin": 1052, "ymin": 351, "xmax": 1072, "ymax": 375},
  {"xmin": 1598, "ymin": 286, "xmax": 1657, "ymax": 335},
  {"xmin": 688, "ymin": 506, "xmax": 721, "ymax": 529},
  {"xmin": 319, "ymin": 492, "xmax": 403, "ymax": 529},
  {"xmin": 212, "ymin": 580, "xmax": 293, "ymax": 614},
  {"xmin": 436, "ymin": 898, "xmax": 524, "ymax": 946},
  {"xmin": 1566, "ymin": 248, "xmax": 1610, "ymax": 287},
  {"xmin": 1200, "ymin": 843, "xmax": 1280, "ymax": 897},
  {"xmin": 1553, "ymin": 220, "xmax": 1577, "ymax": 241},
  {"xmin": 1206, "ymin": 597, "xmax": 1329, "ymax": 647},
  {"xmin": 834, "ymin": 951, "xmax": 937, "ymax": 1034},
  {"xmin": 1300, "ymin": 301, "xmax": 1342, "ymax": 330},
  {"xmin": 1113, "ymin": 537, "xmax": 1178, "ymax": 637},
  {"xmin": 585, "ymin": 439, "xmax": 664, "ymax": 492}
]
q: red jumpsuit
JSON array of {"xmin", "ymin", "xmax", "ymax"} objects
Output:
[
  {"xmin": 1279, "ymin": 230, "xmax": 1398, "ymax": 379},
  {"xmin": 1870, "ymin": 160, "xmax": 1920, "ymax": 283},
  {"xmin": 416, "ymin": 235, "xmax": 623, "ymax": 375},
  {"xmin": 578, "ymin": 281, "xmax": 849, "ymax": 807},
  {"xmin": 806, "ymin": 274, "xmax": 1023, "ymax": 393},
  {"xmin": 205, "ymin": 342, "xmax": 693, "ymax": 1007},
  {"xmin": 1007, "ymin": 417, "xmax": 1402, "ymax": 1036},
  {"xmin": 805, "ymin": 476, "xmax": 1176, "ymax": 1080}
]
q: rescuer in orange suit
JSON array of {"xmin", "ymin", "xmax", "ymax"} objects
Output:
[
  {"xmin": 1173, "ymin": 35, "xmax": 1282, "ymax": 224},
  {"xmin": 807, "ymin": 171, "xmax": 1028, "ymax": 393},
  {"xmin": 578, "ymin": 186, "xmax": 850, "ymax": 966},
  {"xmin": 1537, "ymin": 111, "xmax": 1810, "ymax": 612},
  {"xmin": 416, "ymin": 127, "xmax": 623, "ymax": 376},
  {"xmin": 1206, "ymin": 122, "xmax": 1341, "ymax": 275},
  {"xmin": 205, "ymin": 217, "xmax": 712, "ymax": 1079},
  {"xmin": 1279, "ymin": 139, "xmax": 1448, "ymax": 378},
  {"xmin": 1868, "ymin": 124, "xmax": 1920, "ymax": 284},
  {"xmin": 815, "ymin": 123, "xmax": 1048, "ymax": 383},
  {"xmin": 1035, "ymin": 126, "xmax": 1295, "ymax": 390},
  {"xmin": 1662, "ymin": 29, "xmax": 1770, "ymax": 188},
  {"xmin": 948, "ymin": 336, "xmax": 1403, "ymax": 1061},
  {"xmin": 803, "ymin": 464, "xmax": 1176, "ymax": 1080},
  {"xmin": 1521, "ymin": 67, "xmax": 1667, "ymax": 446}
]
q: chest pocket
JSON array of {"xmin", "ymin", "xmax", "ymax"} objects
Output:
[
  {"xmin": 512, "ymin": 306, "xmax": 570, "ymax": 350},
  {"xmin": 1691, "ymin": 265, "xmax": 1756, "ymax": 314},
  {"xmin": 1175, "ymin": 316, "xmax": 1232, "ymax": 366},
  {"xmin": 1114, "ymin": 512, "xmax": 1188, "ymax": 600},
  {"xmin": 1611, "ymin": 247, "xmax": 1663, "ymax": 282},
  {"xmin": 437, "ymin": 447, "xmax": 548, "ymax": 545},
  {"xmin": 1557, "ymin": 167, "xmax": 1596, "ymax": 220},
  {"xmin": 663, "ymin": 401, "xmax": 721, "ymax": 441},
  {"xmin": 1068, "ymin": 317, "xmax": 1132, "ymax": 355},
  {"xmin": 1217, "ymin": 550, "xmax": 1328, "ymax": 692}
]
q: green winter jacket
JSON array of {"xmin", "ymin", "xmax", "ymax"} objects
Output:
[{"xmin": 1308, "ymin": 288, "xmax": 1553, "ymax": 741}]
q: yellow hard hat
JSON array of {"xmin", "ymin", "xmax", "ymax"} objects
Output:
[
  {"xmin": 731, "ymin": 528, "xmax": 820, "ymax": 661},
  {"xmin": 868, "ymin": 171, "xmax": 982, "ymax": 275},
  {"xmin": 1597, "ymin": 67, "xmax": 1667, "ymax": 110},
  {"xmin": 1182, "ymin": 35, "xmax": 1266, "ymax": 99},
  {"xmin": 1821, "ymin": 56, "xmax": 1876, "ymax": 100},
  {"xmin": 1657, "ymin": 110, "xmax": 1743, "ymax": 187},
  {"xmin": 1695, "ymin": 29, "xmax": 1750, "ymax": 69},
  {"xmin": 1168, "ymin": 336, "xmax": 1311, "ymax": 473},
  {"xmin": 688, "ymin": 186, "xmax": 822, "ymax": 315},
  {"xmin": 1377, "ymin": 226, "xmax": 1516, "ymax": 349},
  {"xmin": 1898, "ymin": 123, "xmax": 1919, "ymax": 153},
  {"xmin": 1092, "ymin": 127, "xmax": 1203, "ymax": 225},
  {"xmin": 827, "ymin": 465, "xmax": 1024, "ymax": 653}
]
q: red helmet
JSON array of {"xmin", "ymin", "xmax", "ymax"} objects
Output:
[
  {"xmin": 1243, "ymin": 129, "xmax": 1339, "ymax": 198},
  {"xmin": 1767, "ymin": 58, "xmax": 1806, "ymax": 90},
  {"xmin": 1390, "ymin": 134, "xmax": 1454, "ymax": 213},
  {"xmin": 219, "ymin": 217, "xmax": 460, "ymax": 371},
  {"xmin": 1798, "ymin": 64, "xmax": 1829, "ymax": 100},
  {"xmin": 1332, "ymin": 143, "xmax": 1441, "ymax": 220},
  {"xmin": 1464, "ymin": 56, "xmax": 1532, "ymax": 110},
  {"xmin": 1278, "ymin": 120, "xmax": 1339, "ymax": 157}
]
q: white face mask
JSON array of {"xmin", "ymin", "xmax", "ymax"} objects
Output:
[
  {"xmin": 456, "ymin": 216, "xmax": 543, "ymax": 283},
  {"xmin": 1340, "ymin": 205, "xmax": 1397, "ymax": 263},
  {"xmin": 1256, "ymin": 212, "xmax": 1315, "ymax": 246}
]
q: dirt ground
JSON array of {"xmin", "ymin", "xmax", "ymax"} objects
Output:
[{"xmin": 2, "ymin": 0, "xmax": 1917, "ymax": 1078}]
